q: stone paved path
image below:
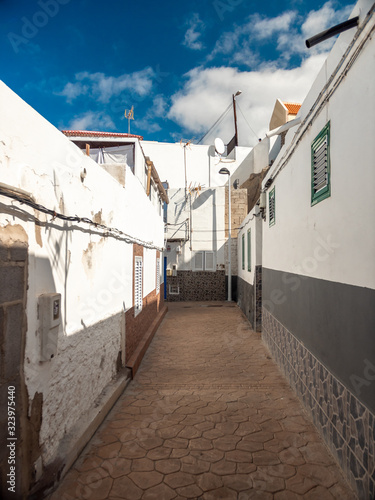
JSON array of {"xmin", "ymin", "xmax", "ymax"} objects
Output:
[{"xmin": 50, "ymin": 302, "xmax": 356, "ymax": 499}]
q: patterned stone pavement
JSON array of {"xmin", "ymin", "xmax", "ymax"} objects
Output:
[{"xmin": 49, "ymin": 302, "xmax": 357, "ymax": 499}]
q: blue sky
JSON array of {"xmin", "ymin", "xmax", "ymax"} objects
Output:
[{"xmin": 1, "ymin": 0, "xmax": 354, "ymax": 146}]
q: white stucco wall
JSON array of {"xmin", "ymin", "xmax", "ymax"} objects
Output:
[
  {"xmin": 165, "ymin": 187, "xmax": 226, "ymax": 271},
  {"xmin": 262, "ymin": 1, "xmax": 375, "ymax": 289},
  {"xmin": 237, "ymin": 207, "xmax": 262, "ymax": 285},
  {"xmin": 142, "ymin": 141, "xmax": 253, "ymax": 189},
  {"xmin": 143, "ymin": 247, "xmax": 157, "ymax": 297},
  {"xmin": 0, "ymin": 82, "xmax": 164, "ymax": 465},
  {"xmin": 231, "ymin": 139, "xmax": 270, "ymax": 187}
]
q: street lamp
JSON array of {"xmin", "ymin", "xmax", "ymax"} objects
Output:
[
  {"xmin": 219, "ymin": 166, "xmax": 232, "ymax": 302},
  {"xmin": 232, "ymin": 90, "xmax": 242, "ymax": 146}
]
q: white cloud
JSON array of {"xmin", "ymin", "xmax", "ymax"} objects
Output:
[
  {"xmin": 68, "ymin": 111, "xmax": 115, "ymax": 131},
  {"xmin": 251, "ymin": 11, "xmax": 297, "ymax": 40},
  {"xmin": 59, "ymin": 68, "xmax": 155, "ymax": 104},
  {"xmin": 168, "ymin": 54, "xmax": 327, "ymax": 146},
  {"xmin": 153, "ymin": 95, "xmax": 167, "ymax": 117},
  {"xmin": 57, "ymin": 82, "xmax": 88, "ymax": 103},
  {"xmin": 183, "ymin": 13, "xmax": 205, "ymax": 51},
  {"xmin": 208, "ymin": 2, "xmax": 353, "ymax": 65}
]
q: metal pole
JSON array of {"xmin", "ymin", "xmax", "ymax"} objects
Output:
[
  {"xmin": 228, "ymin": 175, "xmax": 232, "ymax": 302},
  {"xmin": 233, "ymin": 94, "xmax": 239, "ymax": 147}
]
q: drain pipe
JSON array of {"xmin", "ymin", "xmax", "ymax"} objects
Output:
[{"xmin": 306, "ymin": 16, "xmax": 359, "ymax": 48}]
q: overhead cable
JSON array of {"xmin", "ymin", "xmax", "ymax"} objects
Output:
[{"xmin": 0, "ymin": 186, "xmax": 163, "ymax": 250}]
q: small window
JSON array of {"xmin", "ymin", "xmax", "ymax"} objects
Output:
[
  {"xmin": 247, "ymin": 229, "xmax": 251, "ymax": 272},
  {"xmin": 269, "ymin": 187, "xmax": 275, "ymax": 227},
  {"xmin": 134, "ymin": 256, "xmax": 143, "ymax": 315},
  {"xmin": 169, "ymin": 285, "xmax": 180, "ymax": 295},
  {"xmin": 242, "ymin": 234, "xmax": 245, "ymax": 270},
  {"xmin": 193, "ymin": 251, "xmax": 215, "ymax": 271},
  {"xmin": 311, "ymin": 122, "xmax": 330, "ymax": 206}
]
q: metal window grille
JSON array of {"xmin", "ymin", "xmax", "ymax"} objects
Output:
[
  {"xmin": 156, "ymin": 258, "xmax": 160, "ymax": 294},
  {"xmin": 269, "ymin": 187, "xmax": 276, "ymax": 227},
  {"xmin": 311, "ymin": 122, "xmax": 331, "ymax": 205},
  {"xmin": 134, "ymin": 256, "xmax": 143, "ymax": 314}
]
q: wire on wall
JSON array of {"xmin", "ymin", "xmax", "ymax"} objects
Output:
[{"xmin": 0, "ymin": 186, "xmax": 163, "ymax": 251}]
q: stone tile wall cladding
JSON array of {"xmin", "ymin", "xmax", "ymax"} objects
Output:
[
  {"xmin": 166, "ymin": 271, "xmax": 225, "ymax": 301},
  {"xmin": 262, "ymin": 308, "xmax": 375, "ymax": 500}
]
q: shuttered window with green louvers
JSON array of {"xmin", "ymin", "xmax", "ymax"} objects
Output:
[
  {"xmin": 312, "ymin": 122, "xmax": 331, "ymax": 205},
  {"xmin": 269, "ymin": 187, "xmax": 276, "ymax": 227},
  {"xmin": 247, "ymin": 229, "xmax": 251, "ymax": 272}
]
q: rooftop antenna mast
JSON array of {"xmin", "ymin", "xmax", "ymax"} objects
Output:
[{"xmin": 124, "ymin": 106, "xmax": 134, "ymax": 134}]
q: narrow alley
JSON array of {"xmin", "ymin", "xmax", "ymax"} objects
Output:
[{"xmin": 49, "ymin": 302, "xmax": 355, "ymax": 500}]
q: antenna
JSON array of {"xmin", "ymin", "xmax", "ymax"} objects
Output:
[
  {"xmin": 214, "ymin": 137, "xmax": 225, "ymax": 156},
  {"xmin": 124, "ymin": 106, "xmax": 134, "ymax": 134}
]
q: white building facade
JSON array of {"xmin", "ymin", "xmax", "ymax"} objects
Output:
[
  {"xmin": 236, "ymin": 1, "xmax": 375, "ymax": 497},
  {"xmin": 0, "ymin": 82, "xmax": 167, "ymax": 498}
]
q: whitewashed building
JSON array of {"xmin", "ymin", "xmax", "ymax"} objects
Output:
[
  {"xmin": 237, "ymin": 1, "xmax": 375, "ymax": 497},
  {"xmin": 0, "ymin": 82, "xmax": 167, "ymax": 498}
]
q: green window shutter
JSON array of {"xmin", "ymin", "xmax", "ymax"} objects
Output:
[
  {"xmin": 247, "ymin": 229, "xmax": 251, "ymax": 271},
  {"xmin": 311, "ymin": 122, "xmax": 331, "ymax": 206},
  {"xmin": 242, "ymin": 234, "xmax": 245, "ymax": 270},
  {"xmin": 269, "ymin": 187, "xmax": 276, "ymax": 227}
]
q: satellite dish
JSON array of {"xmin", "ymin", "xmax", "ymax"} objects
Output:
[{"xmin": 214, "ymin": 137, "xmax": 225, "ymax": 155}]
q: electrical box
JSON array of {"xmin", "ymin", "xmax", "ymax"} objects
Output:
[
  {"xmin": 166, "ymin": 269, "xmax": 172, "ymax": 276},
  {"xmin": 172, "ymin": 264, "xmax": 177, "ymax": 277},
  {"xmin": 39, "ymin": 293, "xmax": 61, "ymax": 362},
  {"xmin": 176, "ymin": 245, "xmax": 182, "ymax": 254}
]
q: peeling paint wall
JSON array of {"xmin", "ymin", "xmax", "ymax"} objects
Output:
[{"xmin": 0, "ymin": 81, "xmax": 164, "ymax": 491}]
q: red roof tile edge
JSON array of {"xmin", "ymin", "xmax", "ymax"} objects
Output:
[
  {"xmin": 62, "ymin": 130, "xmax": 144, "ymax": 140},
  {"xmin": 283, "ymin": 102, "xmax": 302, "ymax": 115}
]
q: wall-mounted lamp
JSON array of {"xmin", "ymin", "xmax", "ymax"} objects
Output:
[{"xmin": 259, "ymin": 191, "xmax": 267, "ymax": 221}]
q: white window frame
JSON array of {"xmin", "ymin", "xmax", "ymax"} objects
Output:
[
  {"xmin": 134, "ymin": 256, "xmax": 143, "ymax": 316},
  {"xmin": 169, "ymin": 285, "xmax": 180, "ymax": 295},
  {"xmin": 193, "ymin": 251, "xmax": 215, "ymax": 272}
]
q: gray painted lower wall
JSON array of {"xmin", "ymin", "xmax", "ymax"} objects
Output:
[
  {"xmin": 262, "ymin": 267, "xmax": 375, "ymax": 413},
  {"xmin": 237, "ymin": 266, "xmax": 262, "ymax": 332},
  {"xmin": 237, "ymin": 276, "xmax": 255, "ymax": 327},
  {"xmin": 262, "ymin": 267, "xmax": 375, "ymax": 499}
]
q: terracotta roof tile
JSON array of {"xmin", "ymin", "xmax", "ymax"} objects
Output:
[
  {"xmin": 283, "ymin": 102, "xmax": 301, "ymax": 115},
  {"xmin": 62, "ymin": 130, "xmax": 143, "ymax": 140}
]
